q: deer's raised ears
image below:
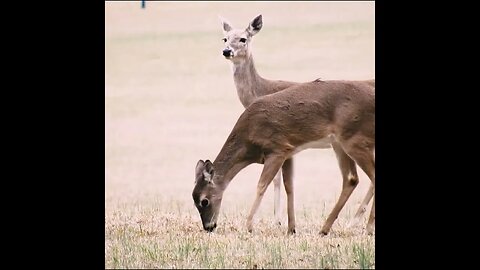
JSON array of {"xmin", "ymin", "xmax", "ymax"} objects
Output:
[
  {"xmin": 246, "ymin": 14, "xmax": 263, "ymax": 37},
  {"xmin": 218, "ymin": 16, "xmax": 234, "ymax": 35},
  {"xmin": 218, "ymin": 14, "xmax": 263, "ymax": 37},
  {"xmin": 195, "ymin": 159, "xmax": 215, "ymax": 184}
]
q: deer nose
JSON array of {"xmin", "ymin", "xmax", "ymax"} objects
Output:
[
  {"xmin": 203, "ymin": 222, "xmax": 217, "ymax": 232},
  {"xmin": 222, "ymin": 49, "xmax": 232, "ymax": 57}
]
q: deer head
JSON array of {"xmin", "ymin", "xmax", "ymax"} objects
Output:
[
  {"xmin": 192, "ymin": 159, "xmax": 223, "ymax": 232},
  {"xmin": 219, "ymin": 14, "xmax": 263, "ymax": 61}
]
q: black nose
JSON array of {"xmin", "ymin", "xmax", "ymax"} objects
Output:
[
  {"xmin": 204, "ymin": 223, "xmax": 217, "ymax": 232},
  {"xmin": 222, "ymin": 49, "xmax": 232, "ymax": 57}
]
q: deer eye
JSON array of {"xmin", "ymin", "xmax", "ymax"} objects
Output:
[
  {"xmin": 201, "ymin": 198, "xmax": 209, "ymax": 207},
  {"xmin": 222, "ymin": 38, "xmax": 227, "ymax": 42},
  {"xmin": 239, "ymin": 38, "xmax": 247, "ymax": 43}
]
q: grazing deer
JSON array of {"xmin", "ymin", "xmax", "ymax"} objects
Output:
[
  {"xmin": 192, "ymin": 79, "xmax": 375, "ymax": 235},
  {"xmin": 219, "ymin": 14, "xmax": 375, "ymax": 227}
]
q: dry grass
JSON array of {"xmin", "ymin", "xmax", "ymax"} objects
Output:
[
  {"xmin": 106, "ymin": 203, "xmax": 374, "ymax": 269},
  {"xmin": 105, "ymin": 1, "xmax": 375, "ymax": 269}
]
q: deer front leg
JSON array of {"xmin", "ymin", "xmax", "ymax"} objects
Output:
[
  {"xmin": 273, "ymin": 170, "xmax": 283, "ymax": 226},
  {"xmin": 320, "ymin": 142, "xmax": 359, "ymax": 235},
  {"xmin": 281, "ymin": 158, "xmax": 295, "ymax": 234},
  {"xmin": 247, "ymin": 155, "xmax": 286, "ymax": 233}
]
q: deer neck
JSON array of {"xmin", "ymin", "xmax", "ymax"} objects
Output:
[
  {"xmin": 211, "ymin": 132, "xmax": 251, "ymax": 192},
  {"xmin": 231, "ymin": 54, "xmax": 265, "ymax": 108}
]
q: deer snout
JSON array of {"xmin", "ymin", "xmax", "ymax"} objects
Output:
[
  {"xmin": 222, "ymin": 49, "xmax": 233, "ymax": 57},
  {"xmin": 203, "ymin": 222, "xmax": 217, "ymax": 232}
]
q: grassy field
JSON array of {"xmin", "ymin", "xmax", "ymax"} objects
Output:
[{"xmin": 105, "ymin": 1, "xmax": 375, "ymax": 268}]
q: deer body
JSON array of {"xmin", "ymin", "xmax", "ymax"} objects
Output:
[
  {"xmin": 193, "ymin": 79, "xmax": 375, "ymax": 235},
  {"xmin": 219, "ymin": 15, "xmax": 374, "ymax": 226}
]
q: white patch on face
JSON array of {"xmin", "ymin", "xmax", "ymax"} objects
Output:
[
  {"xmin": 223, "ymin": 30, "xmax": 250, "ymax": 58},
  {"xmin": 198, "ymin": 194, "xmax": 207, "ymax": 207},
  {"xmin": 203, "ymin": 171, "xmax": 213, "ymax": 184}
]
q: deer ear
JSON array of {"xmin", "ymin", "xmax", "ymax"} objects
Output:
[
  {"xmin": 195, "ymin": 160, "xmax": 205, "ymax": 181},
  {"xmin": 203, "ymin": 160, "xmax": 215, "ymax": 183},
  {"xmin": 246, "ymin": 14, "xmax": 262, "ymax": 37},
  {"xmin": 204, "ymin": 160, "xmax": 214, "ymax": 175},
  {"xmin": 219, "ymin": 15, "xmax": 233, "ymax": 34}
]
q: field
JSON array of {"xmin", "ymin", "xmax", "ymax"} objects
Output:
[{"xmin": 105, "ymin": 1, "xmax": 375, "ymax": 269}]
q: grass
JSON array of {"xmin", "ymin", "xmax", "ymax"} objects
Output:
[
  {"xmin": 105, "ymin": 201, "xmax": 375, "ymax": 269},
  {"xmin": 106, "ymin": 2, "xmax": 375, "ymax": 269}
]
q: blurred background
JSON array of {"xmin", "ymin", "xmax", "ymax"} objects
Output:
[{"xmin": 105, "ymin": 1, "xmax": 374, "ymax": 224}]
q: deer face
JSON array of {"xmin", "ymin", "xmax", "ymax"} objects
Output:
[
  {"xmin": 219, "ymin": 14, "xmax": 263, "ymax": 61},
  {"xmin": 192, "ymin": 160, "xmax": 223, "ymax": 232}
]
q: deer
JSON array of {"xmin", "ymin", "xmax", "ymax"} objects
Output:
[
  {"xmin": 218, "ymin": 14, "xmax": 375, "ymax": 228},
  {"xmin": 192, "ymin": 79, "xmax": 375, "ymax": 236}
]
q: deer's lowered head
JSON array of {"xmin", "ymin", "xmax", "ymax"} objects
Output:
[
  {"xmin": 219, "ymin": 14, "xmax": 263, "ymax": 62},
  {"xmin": 192, "ymin": 159, "xmax": 223, "ymax": 232}
]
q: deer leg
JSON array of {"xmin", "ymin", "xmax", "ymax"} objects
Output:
[
  {"xmin": 247, "ymin": 155, "xmax": 286, "ymax": 233},
  {"xmin": 367, "ymin": 194, "xmax": 375, "ymax": 235},
  {"xmin": 342, "ymin": 139, "xmax": 375, "ymax": 235},
  {"xmin": 320, "ymin": 142, "xmax": 359, "ymax": 235},
  {"xmin": 273, "ymin": 170, "xmax": 283, "ymax": 226},
  {"xmin": 281, "ymin": 157, "xmax": 295, "ymax": 234},
  {"xmin": 349, "ymin": 183, "xmax": 374, "ymax": 228}
]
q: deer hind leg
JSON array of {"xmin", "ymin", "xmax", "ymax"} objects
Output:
[
  {"xmin": 273, "ymin": 170, "xmax": 283, "ymax": 226},
  {"xmin": 349, "ymin": 183, "xmax": 374, "ymax": 228},
  {"xmin": 320, "ymin": 142, "xmax": 359, "ymax": 235},
  {"xmin": 281, "ymin": 158, "xmax": 295, "ymax": 234},
  {"xmin": 246, "ymin": 154, "xmax": 286, "ymax": 233},
  {"xmin": 342, "ymin": 137, "xmax": 375, "ymax": 235},
  {"xmin": 367, "ymin": 193, "xmax": 375, "ymax": 235}
]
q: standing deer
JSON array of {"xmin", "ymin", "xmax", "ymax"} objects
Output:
[
  {"xmin": 219, "ymin": 14, "xmax": 374, "ymax": 227},
  {"xmin": 192, "ymin": 79, "xmax": 375, "ymax": 235}
]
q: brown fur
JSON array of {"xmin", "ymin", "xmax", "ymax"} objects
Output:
[
  {"xmin": 220, "ymin": 15, "xmax": 375, "ymax": 226},
  {"xmin": 193, "ymin": 79, "xmax": 375, "ymax": 235}
]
